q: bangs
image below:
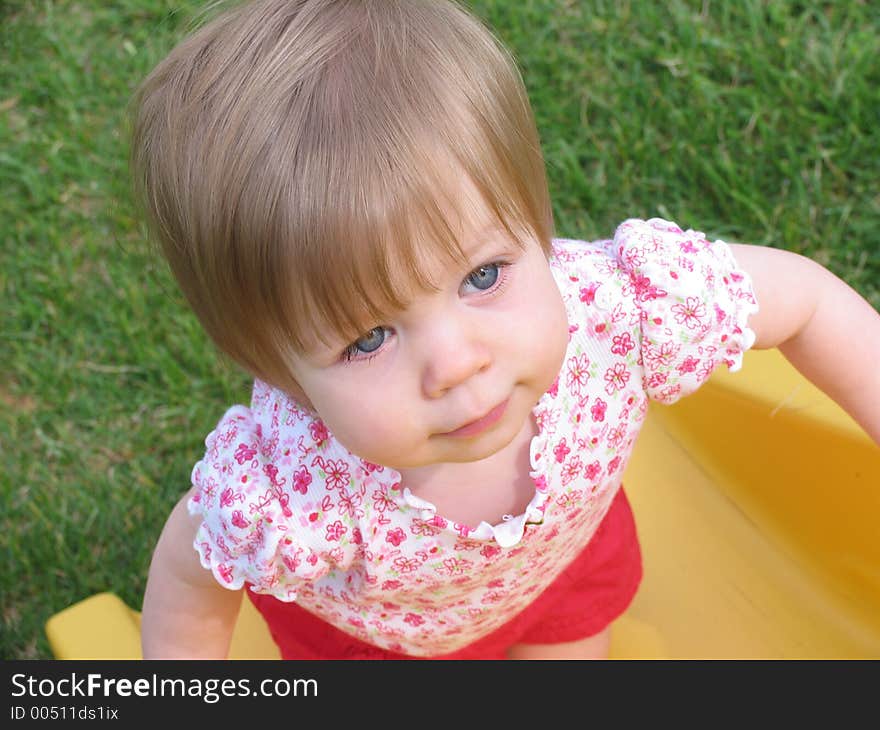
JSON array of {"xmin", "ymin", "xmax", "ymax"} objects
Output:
[
  {"xmin": 132, "ymin": 0, "xmax": 553, "ymax": 393},
  {"xmin": 271, "ymin": 16, "xmax": 552, "ymax": 354},
  {"xmin": 285, "ymin": 154, "xmax": 534, "ymax": 353}
]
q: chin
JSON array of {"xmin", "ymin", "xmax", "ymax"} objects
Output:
[{"xmin": 453, "ymin": 416, "xmax": 528, "ymax": 464}]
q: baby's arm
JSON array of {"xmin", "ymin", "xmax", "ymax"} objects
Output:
[
  {"xmin": 729, "ymin": 243, "xmax": 880, "ymax": 444},
  {"xmin": 141, "ymin": 490, "xmax": 243, "ymax": 659}
]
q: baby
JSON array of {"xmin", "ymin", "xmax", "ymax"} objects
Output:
[{"xmin": 131, "ymin": 0, "xmax": 880, "ymax": 659}]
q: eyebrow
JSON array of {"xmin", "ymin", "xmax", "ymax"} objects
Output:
[
  {"xmin": 302, "ymin": 221, "xmax": 513, "ymax": 362},
  {"xmin": 460, "ymin": 221, "xmax": 506, "ymax": 260}
]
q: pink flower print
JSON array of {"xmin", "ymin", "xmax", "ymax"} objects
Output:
[
  {"xmin": 415, "ymin": 548, "xmax": 434, "ymax": 562},
  {"xmin": 561, "ymin": 455, "xmax": 583, "ymax": 486},
  {"xmin": 440, "ymin": 557, "xmax": 471, "ymax": 576},
  {"xmin": 311, "ymin": 457, "xmax": 351, "ymax": 491},
  {"xmin": 292, "ymin": 466, "xmax": 312, "ymax": 495},
  {"xmin": 411, "ymin": 520, "xmax": 442, "ymax": 537},
  {"xmin": 607, "ymin": 424, "xmax": 626, "ymax": 449},
  {"xmin": 547, "ymin": 376, "xmax": 559, "ymax": 398},
  {"xmin": 534, "ymin": 406, "xmax": 559, "ymax": 436},
  {"xmin": 264, "ymin": 471, "xmax": 293, "ymax": 519},
  {"xmin": 584, "ymin": 460, "xmax": 602, "ymax": 481},
  {"xmin": 393, "ymin": 557, "xmax": 421, "ymax": 574},
  {"xmin": 566, "ymin": 353, "xmax": 591, "ymax": 397},
  {"xmin": 677, "ymin": 256, "xmax": 695, "ymax": 272},
  {"xmin": 714, "ymin": 302, "xmax": 727, "ymax": 324},
  {"xmin": 679, "ymin": 239, "xmax": 699, "ymax": 254},
  {"xmin": 604, "ymin": 362, "xmax": 631, "ymax": 395},
  {"xmin": 215, "ymin": 424, "xmax": 237, "ymax": 451},
  {"xmin": 481, "ymin": 591, "xmax": 505, "ymax": 605},
  {"xmin": 385, "ymin": 527, "xmax": 407, "ymax": 546},
  {"xmin": 643, "ymin": 340, "xmax": 680, "ymax": 371},
  {"xmin": 591, "ymin": 398, "xmax": 607, "ymax": 422},
  {"xmin": 217, "ymin": 564, "xmax": 234, "ymax": 584},
  {"xmin": 481, "ymin": 545, "xmax": 502, "ymax": 559},
  {"xmin": 382, "ymin": 580, "xmax": 403, "ymax": 591},
  {"xmin": 337, "ymin": 490, "xmax": 364, "ymax": 519},
  {"xmin": 607, "ymin": 456, "xmax": 622, "ymax": 475},
  {"xmin": 697, "ymin": 359, "xmax": 716, "ymax": 382},
  {"xmin": 646, "ymin": 371, "xmax": 668, "ymax": 390},
  {"xmin": 262, "ymin": 462, "xmax": 285, "ymax": 489},
  {"xmin": 672, "ymin": 297, "xmax": 707, "ymax": 330},
  {"xmin": 372, "ymin": 485, "xmax": 399, "ymax": 513},
  {"xmin": 230, "ymin": 510, "xmax": 250, "ymax": 529},
  {"xmin": 248, "ymin": 489, "xmax": 273, "ymax": 516},
  {"xmin": 580, "ymin": 281, "xmax": 600, "ymax": 305},
  {"xmin": 328, "ymin": 547, "xmax": 344, "ymax": 565},
  {"xmin": 611, "ymin": 332, "xmax": 636, "ymax": 356},
  {"xmin": 677, "ymin": 355, "xmax": 700, "ymax": 375},
  {"xmin": 234, "ymin": 442, "xmax": 256, "ymax": 465},
  {"xmin": 351, "ymin": 527, "xmax": 363, "ymax": 545},
  {"xmin": 259, "ymin": 433, "xmax": 278, "ymax": 460},
  {"xmin": 295, "ymin": 434, "xmax": 312, "ymax": 458},
  {"xmin": 282, "ymin": 551, "xmax": 301, "ymax": 574},
  {"xmin": 553, "ymin": 438, "xmax": 571, "ymax": 463},
  {"xmin": 630, "ymin": 273, "xmax": 666, "ymax": 303},
  {"xmin": 454, "ymin": 538, "xmax": 484, "ymax": 553},
  {"xmin": 215, "ymin": 534, "xmax": 233, "ymax": 560},
  {"xmin": 533, "ymin": 474, "xmax": 548, "ymax": 492},
  {"xmin": 309, "ymin": 420, "xmax": 329, "ymax": 445},
  {"xmin": 325, "ymin": 520, "xmax": 347, "ymax": 542},
  {"xmin": 404, "ymin": 613, "xmax": 425, "ymax": 627},
  {"xmin": 219, "ymin": 487, "xmax": 238, "ymax": 508},
  {"xmin": 325, "ymin": 460, "xmax": 351, "ymax": 491}
]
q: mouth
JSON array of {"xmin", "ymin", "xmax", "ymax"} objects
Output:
[{"xmin": 440, "ymin": 398, "xmax": 510, "ymax": 438}]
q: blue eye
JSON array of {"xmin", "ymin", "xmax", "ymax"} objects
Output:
[
  {"xmin": 343, "ymin": 327, "xmax": 387, "ymax": 361},
  {"xmin": 465, "ymin": 263, "xmax": 500, "ymax": 291},
  {"xmin": 354, "ymin": 327, "xmax": 386, "ymax": 352}
]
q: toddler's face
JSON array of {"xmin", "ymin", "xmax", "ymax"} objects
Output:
[{"xmin": 290, "ymin": 212, "xmax": 568, "ymax": 472}]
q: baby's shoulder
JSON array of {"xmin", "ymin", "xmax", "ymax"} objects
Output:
[
  {"xmin": 187, "ymin": 383, "xmax": 390, "ymax": 595},
  {"xmin": 549, "ymin": 236, "xmax": 619, "ymax": 286}
]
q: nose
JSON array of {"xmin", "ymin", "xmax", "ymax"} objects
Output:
[{"xmin": 418, "ymin": 310, "xmax": 492, "ymax": 399}]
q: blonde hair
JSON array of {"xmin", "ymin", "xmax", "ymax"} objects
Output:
[{"xmin": 130, "ymin": 0, "xmax": 553, "ymax": 394}]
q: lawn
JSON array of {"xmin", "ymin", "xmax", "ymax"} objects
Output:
[{"xmin": 2, "ymin": 0, "xmax": 878, "ymax": 659}]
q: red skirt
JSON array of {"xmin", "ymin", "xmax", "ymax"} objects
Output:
[{"xmin": 248, "ymin": 487, "xmax": 642, "ymax": 659}]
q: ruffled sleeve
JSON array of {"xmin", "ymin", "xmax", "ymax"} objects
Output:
[
  {"xmin": 613, "ymin": 218, "xmax": 759, "ymax": 403},
  {"xmin": 187, "ymin": 394, "xmax": 358, "ymax": 601}
]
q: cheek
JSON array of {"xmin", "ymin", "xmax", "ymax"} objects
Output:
[
  {"xmin": 512, "ymin": 275, "xmax": 569, "ymax": 372},
  {"xmin": 315, "ymin": 389, "xmax": 412, "ymax": 461}
]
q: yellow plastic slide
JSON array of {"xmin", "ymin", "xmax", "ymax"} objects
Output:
[{"xmin": 45, "ymin": 349, "xmax": 880, "ymax": 659}]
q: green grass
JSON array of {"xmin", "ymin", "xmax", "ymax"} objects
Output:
[{"xmin": 2, "ymin": 0, "xmax": 878, "ymax": 659}]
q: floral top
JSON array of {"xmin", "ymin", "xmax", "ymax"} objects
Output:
[{"xmin": 188, "ymin": 218, "xmax": 759, "ymax": 656}]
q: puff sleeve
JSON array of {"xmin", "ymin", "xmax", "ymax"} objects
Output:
[
  {"xmin": 613, "ymin": 218, "xmax": 759, "ymax": 403},
  {"xmin": 187, "ymin": 399, "xmax": 358, "ymax": 601}
]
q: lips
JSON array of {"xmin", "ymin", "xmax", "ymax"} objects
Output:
[{"xmin": 441, "ymin": 398, "xmax": 509, "ymax": 438}]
